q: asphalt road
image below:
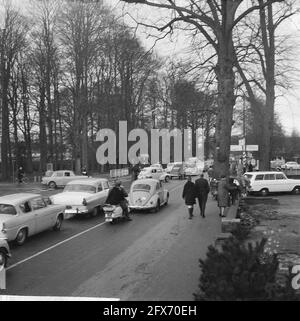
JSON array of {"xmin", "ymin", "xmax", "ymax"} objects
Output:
[{"xmin": 1, "ymin": 178, "xmax": 221, "ymax": 300}]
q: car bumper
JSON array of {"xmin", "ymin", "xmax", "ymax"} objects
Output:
[
  {"xmin": 64, "ymin": 206, "xmax": 89, "ymax": 218},
  {"xmin": 129, "ymin": 205, "xmax": 155, "ymax": 210}
]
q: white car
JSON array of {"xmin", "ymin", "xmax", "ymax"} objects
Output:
[
  {"xmin": 138, "ymin": 166, "xmax": 170, "ymax": 182},
  {"xmin": 281, "ymin": 162, "xmax": 300, "ymax": 170},
  {"xmin": 165, "ymin": 163, "xmax": 175, "ymax": 173},
  {"xmin": 150, "ymin": 163, "xmax": 163, "ymax": 170},
  {"xmin": 128, "ymin": 179, "xmax": 169, "ymax": 212},
  {"xmin": 245, "ymin": 171, "xmax": 300, "ymax": 196},
  {"xmin": 0, "ymin": 193, "xmax": 65, "ymax": 246},
  {"xmin": 50, "ymin": 178, "xmax": 110, "ymax": 219},
  {"xmin": 41, "ymin": 170, "xmax": 90, "ymax": 189}
]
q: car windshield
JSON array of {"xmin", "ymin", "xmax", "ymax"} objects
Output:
[
  {"xmin": 132, "ymin": 184, "xmax": 151, "ymax": 191},
  {"xmin": 0, "ymin": 204, "xmax": 17, "ymax": 215},
  {"xmin": 64, "ymin": 184, "xmax": 96, "ymax": 193}
]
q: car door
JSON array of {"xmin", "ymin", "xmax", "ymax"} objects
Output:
[
  {"xmin": 62, "ymin": 171, "xmax": 72, "ymax": 186},
  {"xmin": 275, "ymin": 173, "xmax": 291, "ymax": 192},
  {"xmin": 263, "ymin": 173, "xmax": 276, "ymax": 192},
  {"xmin": 17, "ymin": 201, "xmax": 37, "ymax": 237},
  {"xmin": 155, "ymin": 168, "xmax": 163, "ymax": 180},
  {"xmin": 54, "ymin": 172, "xmax": 64, "ymax": 186},
  {"xmin": 29, "ymin": 197, "xmax": 53, "ymax": 233},
  {"xmin": 101, "ymin": 180, "xmax": 110, "ymax": 203}
]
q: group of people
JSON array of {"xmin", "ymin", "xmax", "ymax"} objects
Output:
[
  {"xmin": 182, "ymin": 174, "xmax": 210, "ymax": 219},
  {"xmin": 182, "ymin": 172, "xmax": 250, "ymax": 218}
]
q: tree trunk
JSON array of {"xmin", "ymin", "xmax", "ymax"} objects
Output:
[
  {"xmin": 214, "ymin": 44, "xmax": 235, "ymax": 178},
  {"xmin": 39, "ymin": 85, "xmax": 47, "ymax": 173}
]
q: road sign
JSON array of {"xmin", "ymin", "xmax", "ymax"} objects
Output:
[
  {"xmin": 230, "ymin": 145, "xmax": 243, "ymax": 151},
  {"xmin": 246, "ymin": 145, "xmax": 259, "ymax": 151}
]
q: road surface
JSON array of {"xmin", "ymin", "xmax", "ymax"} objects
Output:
[{"xmin": 1, "ymin": 179, "xmax": 221, "ymax": 300}]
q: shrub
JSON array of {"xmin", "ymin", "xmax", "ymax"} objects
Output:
[{"xmin": 194, "ymin": 237, "xmax": 300, "ymax": 301}]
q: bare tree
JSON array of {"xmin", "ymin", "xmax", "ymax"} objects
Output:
[{"xmin": 120, "ymin": 0, "xmax": 284, "ymax": 177}]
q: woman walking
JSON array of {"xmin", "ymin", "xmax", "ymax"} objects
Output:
[
  {"xmin": 217, "ymin": 175, "xmax": 231, "ymax": 217},
  {"xmin": 182, "ymin": 176, "xmax": 196, "ymax": 219}
]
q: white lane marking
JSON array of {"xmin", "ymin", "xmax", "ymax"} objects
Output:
[
  {"xmin": 7, "ymin": 221, "xmax": 106, "ymax": 270},
  {"xmin": 7, "ymin": 180, "xmax": 184, "ymax": 271}
]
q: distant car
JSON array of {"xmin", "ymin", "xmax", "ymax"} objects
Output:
[
  {"xmin": 150, "ymin": 163, "xmax": 163, "ymax": 170},
  {"xmin": 281, "ymin": 162, "xmax": 300, "ymax": 170},
  {"xmin": 0, "ymin": 238, "xmax": 11, "ymax": 268},
  {"xmin": 41, "ymin": 170, "xmax": 90, "ymax": 189},
  {"xmin": 165, "ymin": 163, "xmax": 175, "ymax": 173},
  {"xmin": 50, "ymin": 178, "xmax": 110, "ymax": 219},
  {"xmin": 169, "ymin": 162, "xmax": 186, "ymax": 179},
  {"xmin": 0, "ymin": 193, "xmax": 65, "ymax": 246},
  {"xmin": 138, "ymin": 167, "xmax": 170, "ymax": 182},
  {"xmin": 128, "ymin": 179, "xmax": 169, "ymax": 212},
  {"xmin": 245, "ymin": 171, "xmax": 300, "ymax": 196},
  {"xmin": 184, "ymin": 165, "xmax": 201, "ymax": 176}
]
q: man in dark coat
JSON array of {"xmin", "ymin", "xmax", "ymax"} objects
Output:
[
  {"xmin": 106, "ymin": 180, "xmax": 131, "ymax": 220},
  {"xmin": 194, "ymin": 173, "xmax": 210, "ymax": 218},
  {"xmin": 182, "ymin": 176, "xmax": 196, "ymax": 219}
]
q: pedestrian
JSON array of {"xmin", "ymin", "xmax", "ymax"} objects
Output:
[
  {"xmin": 248, "ymin": 162, "xmax": 253, "ymax": 172},
  {"xmin": 217, "ymin": 175, "xmax": 231, "ymax": 217},
  {"xmin": 207, "ymin": 166, "xmax": 214, "ymax": 183},
  {"xmin": 132, "ymin": 163, "xmax": 140, "ymax": 181},
  {"xmin": 228, "ymin": 177, "xmax": 239, "ymax": 205},
  {"xmin": 182, "ymin": 176, "xmax": 196, "ymax": 219},
  {"xmin": 194, "ymin": 173, "xmax": 210, "ymax": 218},
  {"xmin": 17, "ymin": 166, "xmax": 25, "ymax": 183},
  {"xmin": 82, "ymin": 166, "xmax": 88, "ymax": 176}
]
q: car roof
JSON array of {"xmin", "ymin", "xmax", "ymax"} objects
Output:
[
  {"xmin": 0, "ymin": 193, "xmax": 40, "ymax": 205},
  {"xmin": 132, "ymin": 178, "xmax": 160, "ymax": 185},
  {"xmin": 245, "ymin": 171, "xmax": 285, "ymax": 175},
  {"xmin": 54, "ymin": 170, "xmax": 73, "ymax": 172},
  {"xmin": 66, "ymin": 178, "xmax": 108, "ymax": 186}
]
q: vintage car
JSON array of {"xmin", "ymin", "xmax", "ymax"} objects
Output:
[
  {"xmin": 0, "ymin": 193, "xmax": 65, "ymax": 246},
  {"xmin": 41, "ymin": 170, "xmax": 90, "ymax": 189},
  {"xmin": 128, "ymin": 178, "xmax": 169, "ymax": 212},
  {"xmin": 138, "ymin": 166, "xmax": 170, "ymax": 182},
  {"xmin": 169, "ymin": 162, "xmax": 186, "ymax": 179},
  {"xmin": 0, "ymin": 237, "xmax": 11, "ymax": 268},
  {"xmin": 280, "ymin": 161, "xmax": 300, "ymax": 170},
  {"xmin": 50, "ymin": 178, "xmax": 110, "ymax": 219},
  {"xmin": 245, "ymin": 171, "xmax": 300, "ymax": 196}
]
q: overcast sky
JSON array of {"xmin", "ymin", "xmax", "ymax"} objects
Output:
[{"xmin": 2, "ymin": 0, "xmax": 300, "ymax": 135}]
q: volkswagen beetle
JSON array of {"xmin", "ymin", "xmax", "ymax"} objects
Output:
[{"xmin": 128, "ymin": 179, "xmax": 169, "ymax": 212}]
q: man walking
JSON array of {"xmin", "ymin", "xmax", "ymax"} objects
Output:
[
  {"xmin": 195, "ymin": 173, "xmax": 210, "ymax": 218},
  {"xmin": 182, "ymin": 176, "xmax": 196, "ymax": 219}
]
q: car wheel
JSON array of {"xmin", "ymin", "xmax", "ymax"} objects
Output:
[
  {"xmin": 0, "ymin": 250, "xmax": 7, "ymax": 268},
  {"xmin": 90, "ymin": 207, "xmax": 99, "ymax": 217},
  {"xmin": 48, "ymin": 181, "xmax": 57, "ymax": 189},
  {"xmin": 154, "ymin": 200, "xmax": 160, "ymax": 213},
  {"xmin": 53, "ymin": 215, "xmax": 63, "ymax": 231},
  {"xmin": 165, "ymin": 176, "xmax": 170, "ymax": 183},
  {"xmin": 260, "ymin": 188, "xmax": 269, "ymax": 197},
  {"xmin": 292, "ymin": 186, "xmax": 300, "ymax": 195},
  {"xmin": 15, "ymin": 228, "xmax": 27, "ymax": 246}
]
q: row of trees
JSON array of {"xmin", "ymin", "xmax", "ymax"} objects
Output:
[
  {"xmin": 0, "ymin": 0, "xmax": 217, "ymax": 179},
  {"xmin": 121, "ymin": 0, "xmax": 299, "ymax": 176}
]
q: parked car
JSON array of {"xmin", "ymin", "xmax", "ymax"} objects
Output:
[
  {"xmin": 138, "ymin": 166, "xmax": 170, "ymax": 182},
  {"xmin": 281, "ymin": 161, "xmax": 300, "ymax": 170},
  {"xmin": 50, "ymin": 178, "xmax": 110, "ymax": 219},
  {"xmin": 0, "ymin": 238, "xmax": 11, "ymax": 268},
  {"xmin": 41, "ymin": 170, "xmax": 90, "ymax": 189},
  {"xmin": 244, "ymin": 171, "xmax": 300, "ymax": 196},
  {"xmin": 0, "ymin": 193, "xmax": 65, "ymax": 246},
  {"xmin": 169, "ymin": 162, "xmax": 186, "ymax": 179},
  {"xmin": 128, "ymin": 179, "xmax": 169, "ymax": 212},
  {"xmin": 150, "ymin": 163, "xmax": 163, "ymax": 170}
]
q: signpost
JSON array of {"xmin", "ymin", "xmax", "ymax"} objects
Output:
[{"xmin": 230, "ymin": 140, "xmax": 259, "ymax": 168}]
